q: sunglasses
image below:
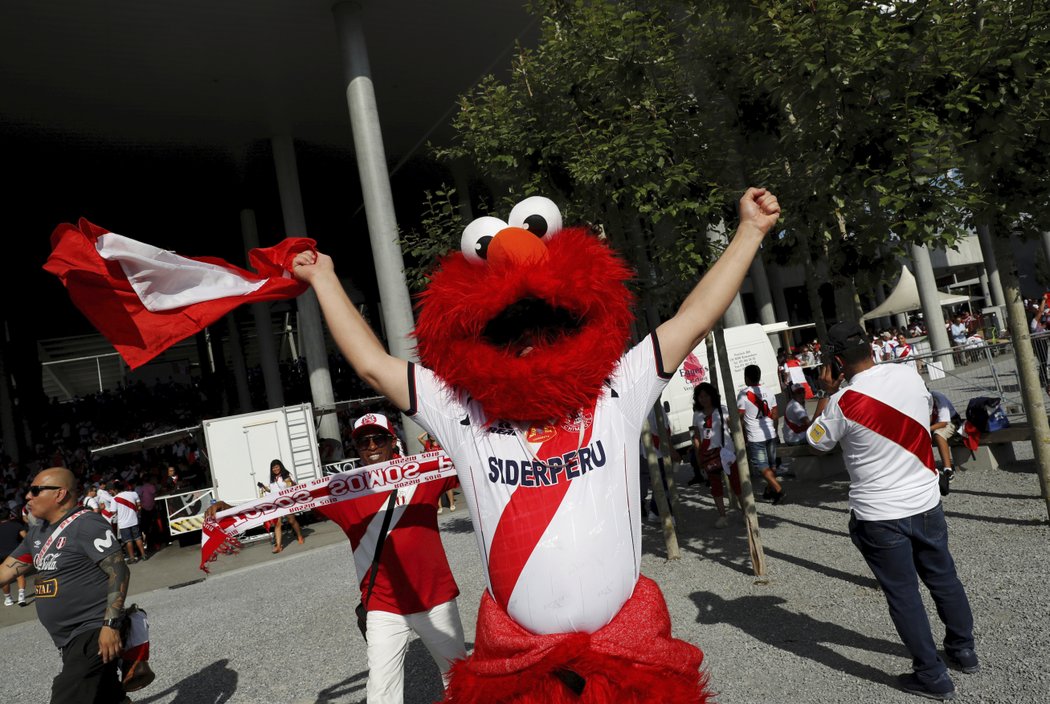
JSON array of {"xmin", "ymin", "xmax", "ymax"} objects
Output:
[
  {"xmin": 355, "ymin": 434, "xmax": 392, "ymax": 448},
  {"xmin": 28, "ymin": 485, "xmax": 62, "ymax": 497}
]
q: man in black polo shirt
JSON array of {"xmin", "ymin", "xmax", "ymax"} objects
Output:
[{"xmin": 0, "ymin": 467, "xmax": 131, "ymax": 704}]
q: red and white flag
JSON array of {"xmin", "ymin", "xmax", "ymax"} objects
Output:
[{"xmin": 43, "ymin": 218, "xmax": 314, "ymax": 369}]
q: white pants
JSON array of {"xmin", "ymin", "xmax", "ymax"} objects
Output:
[{"xmin": 365, "ymin": 599, "xmax": 467, "ymax": 704}]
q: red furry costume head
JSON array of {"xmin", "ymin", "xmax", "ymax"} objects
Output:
[{"xmin": 413, "ymin": 197, "xmax": 635, "ymax": 422}]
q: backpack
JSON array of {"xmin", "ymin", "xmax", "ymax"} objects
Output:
[{"xmin": 965, "ymin": 397, "xmax": 1009, "ymax": 433}]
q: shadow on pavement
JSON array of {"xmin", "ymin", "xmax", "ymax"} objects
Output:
[
  {"xmin": 136, "ymin": 658, "xmax": 238, "ymax": 704},
  {"xmin": 437, "ymin": 515, "xmax": 476, "ymax": 535},
  {"xmin": 642, "ymin": 478, "xmax": 870, "ymax": 588},
  {"xmin": 690, "ymin": 591, "xmax": 903, "ymax": 688},
  {"xmin": 315, "ymin": 638, "xmax": 459, "ymax": 704}
]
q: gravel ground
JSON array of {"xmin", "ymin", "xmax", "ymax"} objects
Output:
[{"xmin": 4, "ymin": 457, "xmax": 1048, "ymax": 704}]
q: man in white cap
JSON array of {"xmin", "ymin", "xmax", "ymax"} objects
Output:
[
  {"xmin": 314, "ymin": 412, "xmax": 466, "ymax": 703},
  {"xmin": 207, "ymin": 411, "xmax": 465, "ymax": 703}
]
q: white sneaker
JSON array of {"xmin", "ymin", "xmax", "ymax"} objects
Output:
[
  {"xmin": 3, "ymin": 595, "xmax": 12, "ymax": 606},
  {"xmin": 437, "ymin": 506, "xmax": 443, "ymax": 514},
  {"xmin": 17, "ymin": 589, "xmax": 25, "ymax": 605}
]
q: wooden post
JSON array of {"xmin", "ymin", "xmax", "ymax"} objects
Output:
[
  {"xmin": 642, "ymin": 415, "xmax": 681, "ymax": 559},
  {"xmin": 650, "ymin": 403, "xmax": 682, "ymax": 520},
  {"xmin": 710, "ymin": 327, "xmax": 768, "ymax": 577},
  {"xmin": 991, "ymin": 234, "xmax": 1050, "ymax": 520}
]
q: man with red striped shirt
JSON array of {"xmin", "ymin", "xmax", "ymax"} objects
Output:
[{"xmin": 807, "ymin": 322, "xmax": 976, "ymax": 701}]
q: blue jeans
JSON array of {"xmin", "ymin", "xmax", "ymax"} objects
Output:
[
  {"xmin": 849, "ymin": 503, "xmax": 974, "ymax": 683},
  {"xmin": 746, "ymin": 440, "xmax": 777, "ymax": 473}
]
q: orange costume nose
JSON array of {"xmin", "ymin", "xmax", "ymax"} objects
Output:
[{"xmin": 486, "ymin": 227, "xmax": 548, "ymax": 266}]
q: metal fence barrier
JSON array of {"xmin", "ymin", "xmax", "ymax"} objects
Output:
[{"xmin": 882, "ymin": 332, "xmax": 1050, "ymax": 424}]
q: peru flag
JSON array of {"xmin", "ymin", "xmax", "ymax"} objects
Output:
[{"xmin": 44, "ymin": 218, "xmax": 314, "ymax": 369}]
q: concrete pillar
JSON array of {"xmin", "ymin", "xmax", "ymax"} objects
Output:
[
  {"xmin": 749, "ymin": 254, "xmax": 779, "ymax": 348},
  {"xmin": 1042, "ymin": 232, "xmax": 1050, "ymax": 286},
  {"xmin": 767, "ymin": 264, "xmax": 791, "ymax": 324},
  {"xmin": 332, "ymin": 1, "xmax": 423, "ymax": 449},
  {"xmin": 910, "ymin": 243, "xmax": 954, "ymax": 371},
  {"xmin": 724, "ymin": 292, "xmax": 747, "ymax": 328},
  {"xmin": 977, "ymin": 224, "xmax": 1007, "ymax": 308},
  {"xmin": 709, "ymin": 225, "xmax": 747, "ymax": 327},
  {"xmin": 240, "ymin": 209, "xmax": 284, "ymax": 409},
  {"xmin": 270, "ymin": 136, "xmax": 341, "ymax": 452},
  {"xmin": 979, "ymin": 272, "xmax": 993, "ymax": 309},
  {"xmin": 225, "ymin": 312, "xmax": 252, "ymax": 413},
  {"xmin": 891, "ymin": 281, "xmax": 908, "ymax": 328},
  {"xmin": 833, "ymin": 281, "xmax": 859, "ymax": 323}
]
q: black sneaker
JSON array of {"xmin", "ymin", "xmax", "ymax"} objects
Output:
[
  {"xmin": 772, "ymin": 489, "xmax": 786, "ymax": 505},
  {"xmin": 946, "ymin": 648, "xmax": 980, "ymax": 674},
  {"xmin": 897, "ymin": 672, "xmax": 956, "ymax": 700},
  {"xmin": 762, "ymin": 485, "xmax": 773, "ymax": 501}
]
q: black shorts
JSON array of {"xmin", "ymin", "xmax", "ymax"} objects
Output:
[{"xmin": 52, "ymin": 628, "xmax": 125, "ymax": 704}]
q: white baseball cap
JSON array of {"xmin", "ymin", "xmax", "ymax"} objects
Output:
[{"xmin": 352, "ymin": 413, "xmax": 396, "ymax": 440}]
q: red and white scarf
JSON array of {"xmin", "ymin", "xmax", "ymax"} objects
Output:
[{"xmin": 199, "ymin": 451, "xmax": 456, "ymax": 571}]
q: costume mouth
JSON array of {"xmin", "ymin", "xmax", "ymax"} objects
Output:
[{"xmin": 482, "ymin": 297, "xmax": 583, "ymax": 354}]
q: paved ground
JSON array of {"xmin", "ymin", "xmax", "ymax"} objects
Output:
[{"xmin": 4, "ymin": 457, "xmax": 1049, "ymax": 704}]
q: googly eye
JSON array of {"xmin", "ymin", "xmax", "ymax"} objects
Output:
[
  {"xmin": 460, "ymin": 216, "xmax": 508, "ymax": 264},
  {"xmin": 508, "ymin": 196, "xmax": 562, "ymax": 242}
]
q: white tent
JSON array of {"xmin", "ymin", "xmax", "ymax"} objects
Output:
[{"xmin": 860, "ymin": 265, "xmax": 971, "ymax": 323}]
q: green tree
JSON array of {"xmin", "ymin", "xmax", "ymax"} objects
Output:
[
  {"xmin": 940, "ymin": 0, "xmax": 1050, "ymax": 517},
  {"xmin": 429, "ymin": 0, "xmax": 737, "ymax": 314}
]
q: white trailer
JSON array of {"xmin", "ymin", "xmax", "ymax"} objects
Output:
[
  {"xmin": 202, "ymin": 402, "xmax": 322, "ymax": 504},
  {"xmin": 91, "ymin": 403, "xmax": 324, "ymax": 539}
]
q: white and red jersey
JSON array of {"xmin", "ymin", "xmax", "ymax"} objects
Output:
[
  {"xmin": 692, "ymin": 406, "xmax": 729, "ymax": 453},
  {"xmin": 96, "ymin": 488, "xmax": 116, "ymax": 524},
  {"xmin": 736, "ymin": 385, "xmax": 778, "ymax": 442},
  {"xmin": 693, "ymin": 406, "xmax": 730, "ymax": 471},
  {"xmin": 316, "ymin": 471, "xmax": 459, "ymax": 616},
  {"xmin": 806, "ymin": 364, "xmax": 939, "ymax": 521},
  {"xmin": 880, "ymin": 339, "xmax": 899, "ymax": 361},
  {"xmin": 409, "ymin": 334, "xmax": 671, "ymax": 635},
  {"xmin": 782, "ymin": 399, "xmax": 809, "ymax": 444},
  {"xmin": 784, "ymin": 358, "xmax": 813, "ymax": 398},
  {"xmin": 113, "ymin": 490, "xmax": 141, "ymax": 529}
]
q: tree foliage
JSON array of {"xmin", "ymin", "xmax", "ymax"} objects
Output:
[{"xmin": 406, "ymin": 0, "xmax": 1050, "ymax": 307}]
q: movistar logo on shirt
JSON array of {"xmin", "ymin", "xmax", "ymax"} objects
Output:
[{"xmin": 487, "ymin": 441, "xmax": 607, "ymax": 486}]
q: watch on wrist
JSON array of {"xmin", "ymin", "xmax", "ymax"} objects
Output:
[
  {"xmin": 102, "ymin": 616, "xmax": 124, "ymax": 629},
  {"xmin": 814, "ymin": 389, "xmax": 828, "ymax": 399}
]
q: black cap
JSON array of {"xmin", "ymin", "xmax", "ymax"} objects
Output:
[{"xmin": 826, "ymin": 321, "xmax": 868, "ymax": 355}]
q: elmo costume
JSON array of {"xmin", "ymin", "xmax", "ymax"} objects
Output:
[{"xmin": 294, "ymin": 188, "xmax": 780, "ymax": 703}]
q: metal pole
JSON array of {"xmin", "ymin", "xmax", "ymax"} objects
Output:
[
  {"xmin": 984, "ymin": 345, "xmax": 1004, "ymax": 399},
  {"xmin": 332, "ymin": 1, "xmax": 424, "ymax": 450}
]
